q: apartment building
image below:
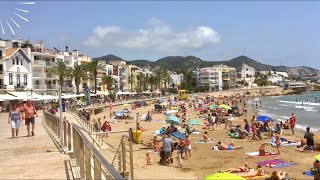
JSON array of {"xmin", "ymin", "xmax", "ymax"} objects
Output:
[{"xmin": 193, "ymin": 65, "xmax": 237, "ymax": 91}]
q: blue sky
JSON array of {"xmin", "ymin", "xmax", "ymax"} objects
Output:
[{"xmin": 0, "ymin": 1, "xmax": 320, "ymax": 69}]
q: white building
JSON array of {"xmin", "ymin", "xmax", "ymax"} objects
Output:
[
  {"xmin": 241, "ymin": 63, "xmax": 255, "ymax": 78},
  {"xmin": 193, "ymin": 65, "xmax": 237, "ymax": 91},
  {"xmin": 267, "ymin": 74, "xmax": 283, "ymax": 84},
  {"xmin": 170, "ymin": 73, "xmax": 183, "ymax": 87}
]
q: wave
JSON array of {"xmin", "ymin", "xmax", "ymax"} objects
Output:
[
  {"xmin": 278, "ymin": 100, "xmax": 320, "ymax": 106},
  {"xmin": 294, "ymin": 106, "xmax": 317, "ymax": 112},
  {"xmin": 279, "ymin": 104, "xmax": 291, "ymax": 107},
  {"xmin": 295, "ymin": 124, "xmax": 319, "ymax": 132}
]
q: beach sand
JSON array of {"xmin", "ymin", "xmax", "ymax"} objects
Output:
[{"xmin": 87, "ymin": 87, "xmax": 318, "ymax": 179}]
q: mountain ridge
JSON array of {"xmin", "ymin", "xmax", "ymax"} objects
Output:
[{"xmin": 93, "ymin": 54, "xmax": 318, "ymax": 73}]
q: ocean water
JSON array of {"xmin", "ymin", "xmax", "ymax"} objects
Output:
[{"xmin": 248, "ymin": 91, "xmax": 320, "ymax": 131}]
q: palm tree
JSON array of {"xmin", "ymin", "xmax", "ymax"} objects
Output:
[
  {"xmin": 162, "ymin": 70, "xmax": 172, "ymax": 88},
  {"xmin": 128, "ymin": 73, "xmax": 136, "ymax": 92},
  {"xmin": 148, "ymin": 75, "xmax": 157, "ymax": 92},
  {"xmin": 70, "ymin": 64, "xmax": 88, "ymax": 94},
  {"xmin": 86, "ymin": 61, "xmax": 104, "ymax": 94},
  {"xmin": 48, "ymin": 61, "xmax": 69, "ymax": 89},
  {"xmin": 100, "ymin": 75, "xmax": 115, "ymax": 91}
]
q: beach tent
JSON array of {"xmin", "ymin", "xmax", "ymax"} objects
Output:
[
  {"xmin": 315, "ymin": 154, "xmax": 320, "ymax": 161},
  {"xmin": 187, "ymin": 120, "xmax": 200, "ymax": 125},
  {"xmin": 257, "ymin": 115, "xmax": 273, "ymax": 122},
  {"xmin": 218, "ymin": 104, "xmax": 232, "ymax": 110},
  {"xmin": 204, "ymin": 172, "xmax": 245, "ymax": 180},
  {"xmin": 166, "ymin": 116, "xmax": 181, "ymax": 125}
]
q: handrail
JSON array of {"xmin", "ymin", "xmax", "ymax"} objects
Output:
[{"xmin": 72, "ymin": 124, "xmax": 125, "ymax": 180}]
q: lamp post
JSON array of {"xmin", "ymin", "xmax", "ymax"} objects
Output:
[{"xmin": 58, "ymin": 82, "xmax": 63, "ymax": 151}]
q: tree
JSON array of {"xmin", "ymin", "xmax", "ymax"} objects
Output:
[
  {"xmin": 162, "ymin": 70, "xmax": 172, "ymax": 88},
  {"xmin": 70, "ymin": 64, "xmax": 88, "ymax": 94},
  {"xmin": 48, "ymin": 61, "xmax": 69, "ymax": 89},
  {"xmin": 86, "ymin": 61, "xmax": 104, "ymax": 94},
  {"xmin": 128, "ymin": 73, "xmax": 135, "ymax": 92},
  {"xmin": 100, "ymin": 75, "xmax": 115, "ymax": 91}
]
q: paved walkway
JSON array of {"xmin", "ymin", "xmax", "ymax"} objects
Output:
[{"xmin": 0, "ymin": 112, "xmax": 70, "ymax": 179}]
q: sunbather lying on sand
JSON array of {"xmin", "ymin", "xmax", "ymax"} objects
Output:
[
  {"xmin": 270, "ymin": 170, "xmax": 287, "ymax": 180},
  {"xmin": 217, "ymin": 141, "xmax": 243, "ymax": 150},
  {"xmin": 259, "ymin": 143, "xmax": 275, "ymax": 156},
  {"xmin": 240, "ymin": 165, "xmax": 265, "ymax": 178},
  {"xmin": 219, "ymin": 163, "xmax": 250, "ymax": 173}
]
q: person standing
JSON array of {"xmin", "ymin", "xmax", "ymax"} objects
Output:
[
  {"xmin": 184, "ymin": 135, "xmax": 192, "ymax": 159},
  {"xmin": 163, "ymin": 134, "xmax": 174, "ymax": 165},
  {"xmin": 274, "ymin": 131, "xmax": 281, "ymax": 155},
  {"xmin": 289, "ymin": 113, "xmax": 296, "ymax": 135},
  {"xmin": 22, "ymin": 99, "xmax": 37, "ymax": 136},
  {"xmin": 8, "ymin": 104, "xmax": 22, "ymax": 138},
  {"xmin": 304, "ymin": 127, "xmax": 315, "ymax": 151}
]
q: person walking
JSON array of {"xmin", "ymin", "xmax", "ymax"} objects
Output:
[
  {"xmin": 163, "ymin": 134, "xmax": 174, "ymax": 165},
  {"xmin": 8, "ymin": 104, "xmax": 22, "ymax": 138},
  {"xmin": 289, "ymin": 113, "xmax": 296, "ymax": 135},
  {"xmin": 22, "ymin": 99, "xmax": 37, "ymax": 136}
]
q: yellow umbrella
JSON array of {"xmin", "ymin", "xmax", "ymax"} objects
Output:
[
  {"xmin": 204, "ymin": 172, "xmax": 245, "ymax": 180},
  {"xmin": 160, "ymin": 103, "xmax": 167, "ymax": 106},
  {"xmin": 123, "ymin": 104, "xmax": 129, "ymax": 107},
  {"xmin": 171, "ymin": 107, "xmax": 177, "ymax": 110},
  {"xmin": 218, "ymin": 104, "xmax": 232, "ymax": 110}
]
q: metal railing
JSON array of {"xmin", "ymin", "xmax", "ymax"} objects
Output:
[
  {"xmin": 34, "ymin": 60, "xmax": 46, "ymax": 65},
  {"xmin": 33, "ymin": 72, "xmax": 44, "ymax": 77},
  {"xmin": 33, "ymin": 85, "xmax": 47, "ymax": 89},
  {"xmin": 47, "ymin": 84, "xmax": 58, "ymax": 90},
  {"xmin": 43, "ymin": 110, "xmax": 128, "ymax": 180}
]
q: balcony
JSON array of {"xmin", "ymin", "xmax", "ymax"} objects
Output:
[
  {"xmin": 0, "ymin": 85, "xmax": 7, "ymax": 89},
  {"xmin": 33, "ymin": 72, "xmax": 44, "ymax": 78},
  {"xmin": 47, "ymin": 84, "xmax": 58, "ymax": 90},
  {"xmin": 46, "ymin": 61, "xmax": 56, "ymax": 66},
  {"xmin": 33, "ymin": 85, "xmax": 46, "ymax": 90},
  {"xmin": 62, "ymin": 86, "xmax": 74, "ymax": 92},
  {"xmin": 14, "ymin": 85, "xmax": 25, "ymax": 91},
  {"xmin": 33, "ymin": 60, "xmax": 46, "ymax": 66},
  {"xmin": 46, "ymin": 73, "xmax": 57, "ymax": 79}
]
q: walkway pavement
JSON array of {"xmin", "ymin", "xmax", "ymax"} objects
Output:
[{"xmin": 0, "ymin": 112, "xmax": 70, "ymax": 179}]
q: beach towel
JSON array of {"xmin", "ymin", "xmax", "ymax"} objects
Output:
[
  {"xmin": 303, "ymin": 171, "xmax": 314, "ymax": 177},
  {"xmin": 256, "ymin": 159, "xmax": 294, "ymax": 168},
  {"xmin": 246, "ymin": 152, "xmax": 277, "ymax": 157},
  {"xmin": 195, "ymin": 140, "xmax": 215, "ymax": 144},
  {"xmin": 150, "ymin": 120, "xmax": 161, "ymax": 122},
  {"xmin": 171, "ymin": 131, "xmax": 186, "ymax": 140},
  {"xmin": 265, "ymin": 142, "xmax": 300, "ymax": 147}
]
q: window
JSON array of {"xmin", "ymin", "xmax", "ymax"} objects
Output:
[
  {"xmin": 16, "ymin": 57, "xmax": 19, "ymax": 65},
  {"xmin": 20, "ymin": 59, "xmax": 23, "ymax": 65},
  {"xmin": 0, "ymin": 50, "xmax": 2, "ymax": 58},
  {"xmin": 9, "ymin": 73, "xmax": 13, "ymax": 85},
  {"xmin": 24, "ymin": 74, "xmax": 27, "ymax": 85},
  {"xmin": 17, "ymin": 74, "xmax": 20, "ymax": 86},
  {"xmin": 12, "ymin": 58, "xmax": 15, "ymax": 65}
]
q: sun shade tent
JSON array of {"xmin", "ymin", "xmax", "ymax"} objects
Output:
[
  {"xmin": 257, "ymin": 115, "xmax": 273, "ymax": 122},
  {"xmin": 166, "ymin": 116, "xmax": 181, "ymax": 125}
]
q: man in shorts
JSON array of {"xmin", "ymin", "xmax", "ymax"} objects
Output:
[
  {"xmin": 22, "ymin": 99, "xmax": 37, "ymax": 136},
  {"xmin": 163, "ymin": 134, "xmax": 173, "ymax": 165}
]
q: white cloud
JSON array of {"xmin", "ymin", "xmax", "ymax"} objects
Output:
[{"xmin": 83, "ymin": 18, "xmax": 220, "ymax": 53}]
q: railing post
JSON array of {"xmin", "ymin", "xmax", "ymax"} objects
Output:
[
  {"xmin": 63, "ymin": 120, "xmax": 67, "ymax": 147},
  {"xmin": 121, "ymin": 140, "xmax": 126, "ymax": 176},
  {"xmin": 68, "ymin": 122, "xmax": 72, "ymax": 151},
  {"xmin": 85, "ymin": 146, "xmax": 91, "ymax": 179},
  {"xmin": 93, "ymin": 155, "xmax": 102, "ymax": 180},
  {"xmin": 129, "ymin": 130, "xmax": 134, "ymax": 180}
]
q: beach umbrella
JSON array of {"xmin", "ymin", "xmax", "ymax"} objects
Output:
[
  {"xmin": 197, "ymin": 107, "xmax": 205, "ymax": 112},
  {"xmin": 160, "ymin": 102, "xmax": 167, "ymax": 106},
  {"xmin": 123, "ymin": 104, "xmax": 129, "ymax": 107},
  {"xmin": 210, "ymin": 105, "xmax": 217, "ymax": 109},
  {"xmin": 218, "ymin": 104, "xmax": 232, "ymax": 110},
  {"xmin": 204, "ymin": 172, "xmax": 245, "ymax": 180},
  {"xmin": 187, "ymin": 120, "xmax": 201, "ymax": 125},
  {"xmin": 166, "ymin": 110, "xmax": 178, "ymax": 115},
  {"xmin": 166, "ymin": 116, "xmax": 181, "ymax": 125},
  {"xmin": 171, "ymin": 107, "xmax": 178, "ymax": 110},
  {"xmin": 159, "ymin": 99, "xmax": 164, "ymax": 103},
  {"xmin": 115, "ymin": 112, "xmax": 123, "ymax": 117},
  {"xmin": 257, "ymin": 115, "xmax": 273, "ymax": 122},
  {"xmin": 315, "ymin": 154, "xmax": 320, "ymax": 161},
  {"xmin": 121, "ymin": 110, "xmax": 130, "ymax": 113}
]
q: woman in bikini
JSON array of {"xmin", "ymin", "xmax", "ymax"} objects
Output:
[
  {"xmin": 219, "ymin": 163, "xmax": 250, "ymax": 173},
  {"xmin": 240, "ymin": 165, "xmax": 265, "ymax": 178}
]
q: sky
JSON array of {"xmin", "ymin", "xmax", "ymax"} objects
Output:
[{"xmin": 0, "ymin": 1, "xmax": 320, "ymax": 69}]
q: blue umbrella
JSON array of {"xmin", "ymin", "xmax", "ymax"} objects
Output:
[
  {"xmin": 187, "ymin": 120, "xmax": 201, "ymax": 125},
  {"xmin": 166, "ymin": 116, "xmax": 181, "ymax": 125},
  {"xmin": 115, "ymin": 112, "xmax": 123, "ymax": 117},
  {"xmin": 210, "ymin": 105, "xmax": 217, "ymax": 109},
  {"xmin": 257, "ymin": 115, "xmax": 273, "ymax": 122},
  {"xmin": 159, "ymin": 100, "xmax": 164, "ymax": 103}
]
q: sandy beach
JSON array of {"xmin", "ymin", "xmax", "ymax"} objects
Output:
[{"xmin": 86, "ymin": 86, "xmax": 319, "ymax": 180}]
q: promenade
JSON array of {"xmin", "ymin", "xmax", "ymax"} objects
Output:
[{"xmin": 0, "ymin": 112, "xmax": 70, "ymax": 179}]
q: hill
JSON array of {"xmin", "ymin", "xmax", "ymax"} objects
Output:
[{"xmin": 94, "ymin": 54, "xmax": 318, "ymax": 73}]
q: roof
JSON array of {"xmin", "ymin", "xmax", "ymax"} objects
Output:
[
  {"xmin": 5, "ymin": 48, "xmax": 19, "ymax": 59},
  {"xmin": 5, "ymin": 47, "xmax": 31, "ymax": 62}
]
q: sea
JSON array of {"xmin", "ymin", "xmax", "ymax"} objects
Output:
[{"xmin": 248, "ymin": 91, "xmax": 320, "ymax": 132}]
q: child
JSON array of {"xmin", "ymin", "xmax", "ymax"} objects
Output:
[
  {"xmin": 177, "ymin": 151, "xmax": 183, "ymax": 168},
  {"xmin": 145, "ymin": 153, "xmax": 153, "ymax": 165}
]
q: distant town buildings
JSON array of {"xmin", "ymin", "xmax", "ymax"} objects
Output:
[{"xmin": 241, "ymin": 63, "xmax": 255, "ymax": 78}]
